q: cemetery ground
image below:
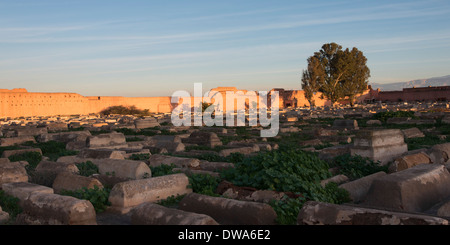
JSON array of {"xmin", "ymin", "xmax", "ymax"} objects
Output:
[{"xmin": 2, "ymin": 103, "xmax": 450, "ymax": 226}]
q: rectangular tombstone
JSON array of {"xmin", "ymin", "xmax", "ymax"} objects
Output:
[
  {"xmin": 35, "ymin": 160, "xmax": 79, "ymax": 175},
  {"xmin": 351, "ymin": 129, "xmax": 408, "ymax": 165},
  {"xmin": 363, "ymin": 164, "xmax": 450, "ymax": 213},
  {"xmin": 148, "ymin": 154, "xmax": 200, "ymax": 168},
  {"xmin": 429, "ymin": 143, "xmax": 450, "ymax": 164},
  {"xmin": 108, "ymin": 173, "xmax": 192, "ymax": 214},
  {"xmin": 15, "ymin": 127, "xmax": 48, "ymax": 137},
  {"xmin": 131, "ymin": 203, "xmax": 218, "ymax": 225},
  {"xmin": 390, "ymin": 152, "xmax": 432, "ymax": 172},
  {"xmin": 37, "ymin": 130, "xmax": 91, "ymax": 143},
  {"xmin": 1, "ymin": 148, "xmax": 42, "ymax": 158},
  {"xmin": 178, "ymin": 193, "xmax": 277, "ymax": 225},
  {"xmin": 148, "ymin": 135, "xmax": 182, "ymax": 143},
  {"xmin": 77, "ymin": 149, "xmax": 125, "ymax": 160},
  {"xmin": 402, "ymin": 127, "xmax": 425, "ymax": 139},
  {"xmin": 332, "ymin": 119, "xmax": 359, "ymax": 130},
  {"xmin": 298, "ymin": 201, "xmax": 448, "ymax": 225},
  {"xmin": 182, "ymin": 131, "xmax": 222, "ymax": 148},
  {"xmin": 219, "ymin": 146, "xmax": 259, "ymax": 157},
  {"xmin": 46, "ymin": 122, "xmax": 68, "ymax": 132},
  {"xmin": 134, "ymin": 118, "xmax": 160, "ymax": 129},
  {"xmin": 338, "ymin": 172, "xmax": 386, "ymax": 203},
  {"xmin": 16, "ymin": 192, "xmax": 97, "ymax": 225},
  {"xmin": 0, "ymin": 160, "xmax": 29, "ymax": 187},
  {"xmin": 0, "ymin": 206, "xmax": 9, "ymax": 224},
  {"xmin": 90, "ymin": 159, "xmax": 151, "ymax": 180},
  {"xmin": 0, "ymin": 136, "xmax": 36, "ymax": 146},
  {"xmin": 52, "ymin": 172, "xmax": 104, "ymax": 194},
  {"xmin": 86, "ymin": 132, "xmax": 128, "ymax": 149},
  {"xmin": 1, "ymin": 182, "xmax": 54, "ymax": 206}
]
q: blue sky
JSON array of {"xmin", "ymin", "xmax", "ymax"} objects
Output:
[{"xmin": 1, "ymin": 0, "xmax": 450, "ymax": 97}]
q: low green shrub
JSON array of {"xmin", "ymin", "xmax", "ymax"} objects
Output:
[
  {"xmin": 156, "ymin": 194, "xmax": 186, "ymax": 208},
  {"xmin": 23, "ymin": 141, "xmax": 78, "ymax": 161},
  {"xmin": 269, "ymin": 195, "xmax": 306, "ymax": 225},
  {"xmin": 150, "ymin": 163, "xmax": 178, "ymax": 177},
  {"xmin": 188, "ymin": 173, "xmax": 221, "ymax": 197},
  {"xmin": 220, "ymin": 147, "xmax": 331, "ymax": 192},
  {"xmin": 76, "ymin": 161, "xmax": 99, "ymax": 177},
  {"xmin": 8, "ymin": 151, "xmax": 42, "ymax": 172},
  {"xmin": 100, "ymin": 105, "xmax": 150, "ymax": 116},
  {"xmin": 220, "ymin": 146, "xmax": 352, "ymax": 225},
  {"xmin": 128, "ymin": 153, "xmax": 150, "ymax": 161},
  {"xmin": 372, "ymin": 111, "xmax": 416, "ymax": 123}
]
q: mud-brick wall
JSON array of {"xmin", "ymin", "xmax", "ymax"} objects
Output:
[
  {"xmin": 0, "ymin": 92, "xmax": 89, "ymax": 118},
  {"xmin": 0, "ymin": 90, "xmax": 175, "ymax": 118}
]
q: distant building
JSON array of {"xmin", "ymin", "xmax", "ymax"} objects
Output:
[{"xmin": 368, "ymin": 85, "xmax": 450, "ymax": 102}]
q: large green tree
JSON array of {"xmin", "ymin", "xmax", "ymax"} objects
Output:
[{"xmin": 301, "ymin": 42, "xmax": 370, "ymax": 107}]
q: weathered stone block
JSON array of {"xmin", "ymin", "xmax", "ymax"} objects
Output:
[
  {"xmin": 338, "ymin": 171, "xmax": 386, "ymax": 203},
  {"xmin": 182, "ymin": 131, "xmax": 222, "ymax": 148},
  {"xmin": 15, "ymin": 127, "xmax": 47, "ymax": 137},
  {"xmin": 390, "ymin": 152, "xmax": 432, "ymax": 172},
  {"xmin": 154, "ymin": 141, "xmax": 185, "ymax": 153},
  {"xmin": 86, "ymin": 132, "xmax": 127, "ymax": 149},
  {"xmin": 35, "ymin": 160, "xmax": 79, "ymax": 175},
  {"xmin": 402, "ymin": 127, "xmax": 425, "ymax": 139},
  {"xmin": 366, "ymin": 120, "xmax": 382, "ymax": 126},
  {"xmin": 0, "ymin": 136, "xmax": 36, "ymax": 146},
  {"xmin": 219, "ymin": 146, "xmax": 259, "ymax": 157},
  {"xmin": 351, "ymin": 129, "xmax": 408, "ymax": 165},
  {"xmin": 435, "ymin": 199, "xmax": 450, "ymax": 217},
  {"xmin": 429, "ymin": 143, "xmax": 450, "ymax": 164},
  {"xmin": 1, "ymin": 182, "xmax": 54, "ymax": 206},
  {"xmin": 52, "ymin": 172, "xmax": 104, "ymax": 194},
  {"xmin": 332, "ymin": 119, "xmax": 359, "ymax": 130},
  {"xmin": 1, "ymin": 148, "xmax": 42, "ymax": 158},
  {"xmin": 108, "ymin": 173, "xmax": 192, "ymax": 214},
  {"xmin": 199, "ymin": 161, "xmax": 234, "ymax": 172},
  {"xmin": 0, "ymin": 159, "xmax": 29, "ymax": 187},
  {"xmin": 46, "ymin": 122, "xmax": 68, "ymax": 132},
  {"xmin": 149, "ymin": 135, "xmax": 182, "ymax": 143},
  {"xmin": 16, "ymin": 192, "xmax": 97, "ymax": 225},
  {"xmin": 0, "ymin": 206, "xmax": 9, "ymax": 224},
  {"xmin": 178, "ymin": 193, "xmax": 277, "ymax": 225},
  {"xmin": 363, "ymin": 164, "xmax": 450, "ymax": 212},
  {"xmin": 297, "ymin": 201, "xmax": 448, "ymax": 225},
  {"xmin": 77, "ymin": 149, "xmax": 125, "ymax": 160},
  {"xmin": 38, "ymin": 130, "xmax": 91, "ymax": 143},
  {"xmin": 131, "ymin": 203, "xmax": 219, "ymax": 225},
  {"xmin": 148, "ymin": 154, "xmax": 200, "ymax": 168},
  {"xmin": 134, "ymin": 118, "xmax": 160, "ymax": 129},
  {"xmin": 90, "ymin": 159, "xmax": 151, "ymax": 180}
]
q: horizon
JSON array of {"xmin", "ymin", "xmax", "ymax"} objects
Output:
[{"xmin": 1, "ymin": 0, "xmax": 450, "ymax": 97}]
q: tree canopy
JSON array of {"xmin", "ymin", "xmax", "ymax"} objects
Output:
[{"xmin": 301, "ymin": 42, "xmax": 370, "ymax": 106}]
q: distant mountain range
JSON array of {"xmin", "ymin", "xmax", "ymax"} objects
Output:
[{"xmin": 370, "ymin": 75, "xmax": 450, "ymax": 91}]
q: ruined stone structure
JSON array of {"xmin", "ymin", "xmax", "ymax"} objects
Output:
[{"xmin": 2, "ymin": 85, "xmax": 448, "ymax": 118}]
